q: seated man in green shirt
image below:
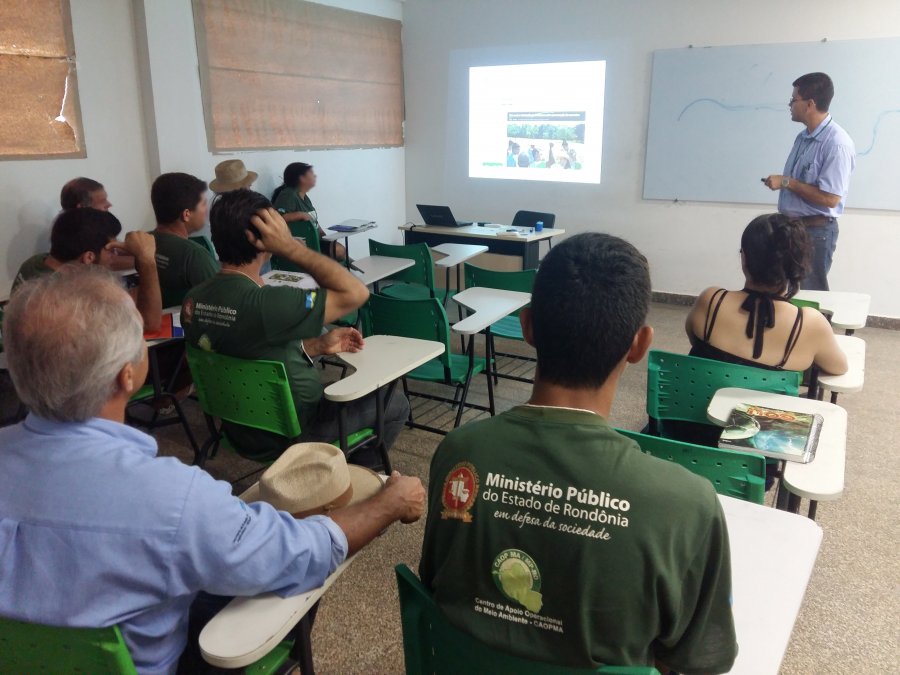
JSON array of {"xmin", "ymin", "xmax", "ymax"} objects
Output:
[
  {"xmin": 181, "ymin": 189, "xmax": 410, "ymax": 464},
  {"xmin": 150, "ymin": 172, "xmax": 219, "ymax": 308},
  {"xmin": 12, "ymin": 208, "xmax": 162, "ymax": 332},
  {"xmin": 419, "ymin": 233, "xmax": 738, "ymax": 673}
]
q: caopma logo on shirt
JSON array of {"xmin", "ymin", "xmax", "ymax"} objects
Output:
[{"xmin": 492, "ymin": 549, "xmax": 542, "ymax": 613}]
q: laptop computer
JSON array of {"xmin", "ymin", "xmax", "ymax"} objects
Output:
[{"xmin": 415, "ymin": 204, "xmax": 472, "ymax": 227}]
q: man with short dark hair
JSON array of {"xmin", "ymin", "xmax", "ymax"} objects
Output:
[
  {"xmin": 419, "ymin": 233, "xmax": 738, "ymax": 673},
  {"xmin": 60, "ymin": 176, "xmax": 111, "ymax": 211},
  {"xmin": 12, "ymin": 208, "xmax": 162, "ymax": 331},
  {"xmin": 182, "ymin": 189, "xmax": 410, "ymax": 464},
  {"xmin": 150, "ymin": 172, "xmax": 219, "ymax": 307},
  {"xmin": 0, "ymin": 268, "xmax": 424, "ymax": 673},
  {"xmin": 764, "ymin": 72, "xmax": 855, "ymax": 290}
]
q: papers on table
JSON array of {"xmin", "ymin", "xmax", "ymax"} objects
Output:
[
  {"xmin": 328, "ymin": 219, "xmax": 376, "ymax": 233},
  {"xmin": 262, "ymin": 270, "xmax": 318, "ymax": 290}
]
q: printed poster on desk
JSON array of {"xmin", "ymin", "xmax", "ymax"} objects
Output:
[
  {"xmin": 262, "ymin": 271, "xmax": 318, "ymax": 290},
  {"xmin": 718, "ymin": 403, "xmax": 822, "ymax": 463}
]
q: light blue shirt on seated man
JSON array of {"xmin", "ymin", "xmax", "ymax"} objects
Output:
[
  {"xmin": 0, "ymin": 414, "xmax": 348, "ymax": 675},
  {"xmin": 778, "ymin": 114, "xmax": 856, "ymax": 218}
]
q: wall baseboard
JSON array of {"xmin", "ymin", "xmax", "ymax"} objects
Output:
[{"xmin": 651, "ymin": 291, "xmax": 900, "ymax": 331}]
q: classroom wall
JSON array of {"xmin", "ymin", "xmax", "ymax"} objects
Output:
[
  {"xmin": 0, "ymin": 0, "xmax": 153, "ymax": 297},
  {"xmin": 0, "ymin": 0, "xmax": 405, "ymax": 297},
  {"xmin": 402, "ymin": 0, "xmax": 900, "ymax": 318}
]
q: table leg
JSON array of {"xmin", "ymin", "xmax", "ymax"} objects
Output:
[
  {"xmin": 786, "ymin": 492, "xmax": 802, "ymax": 514},
  {"xmin": 444, "ymin": 266, "xmax": 452, "ymax": 307},
  {"xmin": 845, "ymin": 329, "xmax": 855, "ymax": 336},
  {"xmin": 830, "ymin": 391, "xmax": 839, "ymax": 404},
  {"xmin": 375, "ymin": 384, "xmax": 393, "ymax": 473},
  {"xmin": 522, "ymin": 241, "xmax": 540, "ymax": 269},
  {"xmin": 454, "ymin": 336, "xmax": 477, "ymax": 428},
  {"xmin": 337, "ymin": 405, "xmax": 348, "ymax": 454},
  {"xmin": 484, "ymin": 327, "xmax": 495, "ymax": 416},
  {"xmin": 807, "ymin": 500, "xmax": 818, "ymax": 520},
  {"xmin": 289, "ymin": 607, "xmax": 317, "ymax": 675}
]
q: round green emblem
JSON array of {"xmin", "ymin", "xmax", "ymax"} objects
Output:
[{"xmin": 491, "ymin": 548, "xmax": 543, "ymax": 613}]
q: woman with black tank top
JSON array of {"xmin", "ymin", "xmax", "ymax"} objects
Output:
[
  {"xmin": 674, "ymin": 214, "xmax": 848, "ymax": 450},
  {"xmin": 686, "ymin": 213, "xmax": 847, "ymax": 376}
]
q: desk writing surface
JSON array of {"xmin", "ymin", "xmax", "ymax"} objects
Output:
[
  {"xmin": 708, "ymin": 387, "xmax": 847, "ymax": 501},
  {"xmin": 793, "ymin": 290, "xmax": 871, "ymax": 331},
  {"xmin": 400, "ymin": 223, "xmax": 564, "ymax": 243},
  {"xmin": 720, "ymin": 495, "xmax": 822, "ymax": 674},
  {"xmin": 817, "ymin": 335, "xmax": 865, "ymax": 394},
  {"xmin": 451, "ymin": 287, "xmax": 531, "ymax": 335}
]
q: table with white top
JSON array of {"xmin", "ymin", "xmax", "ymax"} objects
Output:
[
  {"xmin": 794, "ymin": 290, "xmax": 870, "ymax": 333},
  {"xmin": 199, "ymin": 492, "xmax": 821, "ymax": 674},
  {"xmin": 324, "ymin": 334, "xmax": 444, "ymax": 466},
  {"xmin": 450, "ymin": 287, "xmax": 532, "ymax": 427},
  {"xmin": 432, "ymin": 243, "xmax": 489, "ymax": 301},
  {"xmin": 708, "ymin": 387, "xmax": 847, "ymax": 519},
  {"xmin": 350, "ymin": 255, "xmax": 414, "ymax": 289},
  {"xmin": 720, "ymin": 494, "xmax": 823, "ymax": 674},
  {"xmin": 817, "ymin": 334, "xmax": 866, "ymax": 403},
  {"xmin": 200, "ymin": 558, "xmax": 352, "ymax": 670},
  {"xmin": 401, "ymin": 223, "xmax": 565, "ymax": 269},
  {"xmin": 321, "ymin": 223, "xmax": 377, "ymax": 266}
]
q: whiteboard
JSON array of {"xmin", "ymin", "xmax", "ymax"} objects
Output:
[{"xmin": 643, "ymin": 38, "xmax": 900, "ymax": 211}]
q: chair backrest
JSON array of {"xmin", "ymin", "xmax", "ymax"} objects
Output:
[
  {"xmin": 788, "ymin": 298, "xmax": 819, "ymax": 310},
  {"xmin": 511, "ymin": 210, "xmax": 556, "ymax": 229},
  {"xmin": 615, "ymin": 429, "xmax": 766, "ymax": 504},
  {"xmin": 395, "ymin": 565, "xmax": 658, "ymax": 675},
  {"xmin": 463, "ymin": 264, "xmax": 536, "ymax": 317},
  {"xmin": 188, "ymin": 234, "xmax": 217, "ymax": 258},
  {"xmin": 272, "ymin": 222, "xmax": 321, "ymax": 271},
  {"xmin": 647, "ymin": 350, "xmax": 801, "ymax": 426},
  {"xmin": 185, "ymin": 344, "xmax": 301, "ymax": 438},
  {"xmin": 368, "ymin": 239, "xmax": 434, "ymax": 289},
  {"xmin": 0, "ymin": 617, "xmax": 138, "ymax": 674},
  {"xmin": 367, "ymin": 295, "xmax": 452, "ymax": 371}
]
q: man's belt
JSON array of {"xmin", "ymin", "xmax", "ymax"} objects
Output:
[{"xmin": 796, "ymin": 215, "xmax": 833, "ymax": 227}]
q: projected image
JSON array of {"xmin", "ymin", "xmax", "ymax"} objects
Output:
[{"xmin": 469, "ymin": 61, "xmax": 605, "ymax": 184}]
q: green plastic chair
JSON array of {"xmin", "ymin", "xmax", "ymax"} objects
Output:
[
  {"xmin": 368, "ymin": 239, "xmax": 445, "ymax": 302},
  {"xmin": 366, "ymin": 294, "xmax": 489, "ymax": 432},
  {"xmin": 184, "ymin": 345, "xmax": 379, "ymax": 468},
  {"xmin": 615, "ymin": 428, "xmax": 766, "ymax": 504},
  {"xmin": 464, "ymin": 263, "xmax": 537, "ymax": 383},
  {"xmin": 395, "ymin": 565, "xmax": 659, "ymax": 675},
  {"xmin": 188, "ymin": 234, "xmax": 218, "ymax": 258},
  {"xmin": 0, "ymin": 615, "xmax": 292, "ymax": 674},
  {"xmin": 646, "ymin": 350, "xmax": 801, "ymax": 440},
  {"xmin": 271, "ymin": 221, "xmax": 321, "ymax": 272}
]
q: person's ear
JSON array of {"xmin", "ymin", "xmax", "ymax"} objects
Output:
[
  {"xmin": 519, "ymin": 307, "xmax": 535, "ymax": 347},
  {"xmin": 626, "ymin": 325, "xmax": 653, "ymax": 365},
  {"xmin": 116, "ymin": 361, "xmax": 138, "ymax": 396},
  {"xmin": 80, "ymin": 251, "xmax": 95, "ymax": 265},
  {"xmin": 180, "ymin": 208, "xmax": 192, "ymax": 224}
]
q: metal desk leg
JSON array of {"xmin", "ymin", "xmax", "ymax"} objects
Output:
[
  {"xmin": 375, "ymin": 384, "xmax": 393, "ymax": 473},
  {"xmin": 484, "ymin": 327, "xmax": 495, "ymax": 416},
  {"xmin": 454, "ymin": 335, "xmax": 477, "ymax": 428},
  {"xmin": 337, "ymin": 406, "xmax": 348, "ymax": 454},
  {"xmin": 830, "ymin": 391, "xmax": 839, "ymax": 404},
  {"xmin": 786, "ymin": 492, "xmax": 802, "ymax": 514},
  {"xmin": 807, "ymin": 500, "xmax": 818, "ymax": 520}
]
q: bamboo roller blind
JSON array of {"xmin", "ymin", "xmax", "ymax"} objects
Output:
[
  {"xmin": 192, "ymin": 0, "xmax": 404, "ymax": 151},
  {"xmin": 0, "ymin": 0, "xmax": 84, "ymax": 159}
]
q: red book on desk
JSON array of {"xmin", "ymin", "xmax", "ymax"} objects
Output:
[{"xmin": 143, "ymin": 313, "xmax": 184, "ymax": 341}]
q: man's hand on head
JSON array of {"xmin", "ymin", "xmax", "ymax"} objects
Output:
[
  {"xmin": 107, "ymin": 231, "xmax": 156, "ymax": 266},
  {"xmin": 247, "ymin": 207, "xmax": 302, "ymax": 258}
]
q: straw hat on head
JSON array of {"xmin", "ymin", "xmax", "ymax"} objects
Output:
[
  {"xmin": 240, "ymin": 443, "xmax": 383, "ymax": 518},
  {"xmin": 209, "ymin": 159, "xmax": 258, "ymax": 193}
]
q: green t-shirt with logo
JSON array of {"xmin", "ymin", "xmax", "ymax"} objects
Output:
[
  {"xmin": 181, "ymin": 274, "xmax": 327, "ymax": 461},
  {"xmin": 12, "ymin": 254, "xmax": 53, "ymax": 292},
  {"xmin": 151, "ymin": 231, "xmax": 219, "ymax": 308},
  {"xmin": 419, "ymin": 406, "xmax": 737, "ymax": 673}
]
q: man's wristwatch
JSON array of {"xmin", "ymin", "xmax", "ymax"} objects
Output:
[{"xmin": 781, "ymin": 177, "xmax": 791, "ymax": 189}]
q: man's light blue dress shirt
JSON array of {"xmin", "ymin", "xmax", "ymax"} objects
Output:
[
  {"xmin": 778, "ymin": 114, "xmax": 856, "ymax": 217},
  {"xmin": 0, "ymin": 415, "xmax": 348, "ymax": 674}
]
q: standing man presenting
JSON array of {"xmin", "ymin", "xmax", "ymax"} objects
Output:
[{"xmin": 764, "ymin": 72, "xmax": 855, "ymax": 290}]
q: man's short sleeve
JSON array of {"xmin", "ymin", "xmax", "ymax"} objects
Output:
[
  {"xmin": 273, "ymin": 190, "xmax": 300, "ymax": 215},
  {"xmin": 816, "ymin": 144, "xmax": 855, "ymax": 198},
  {"xmin": 653, "ymin": 494, "xmax": 738, "ymax": 674},
  {"xmin": 260, "ymin": 285, "xmax": 327, "ymax": 345}
]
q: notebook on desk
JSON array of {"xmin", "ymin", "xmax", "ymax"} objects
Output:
[
  {"xmin": 415, "ymin": 204, "xmax": 472, "ymax": 227},
  {"xmin": 718, "ymin": 403, "xmax": 822, "ymax": 463}
]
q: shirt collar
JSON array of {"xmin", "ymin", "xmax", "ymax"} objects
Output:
[
  {"xmin": 23, "ymin": 414, "xmax": 159, "ymax": 458},
  {"xmin": 510, "ymin": 404, "xmax": 609, "ymax": 426},
  {"xmin": 801, "ymin": 114, "xmax": 832, "ymax": 140}
]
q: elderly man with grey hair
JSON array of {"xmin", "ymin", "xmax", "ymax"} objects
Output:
[{"xmin": 0, "ymin": 267, "xmax": 425, "ymax": 674}]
